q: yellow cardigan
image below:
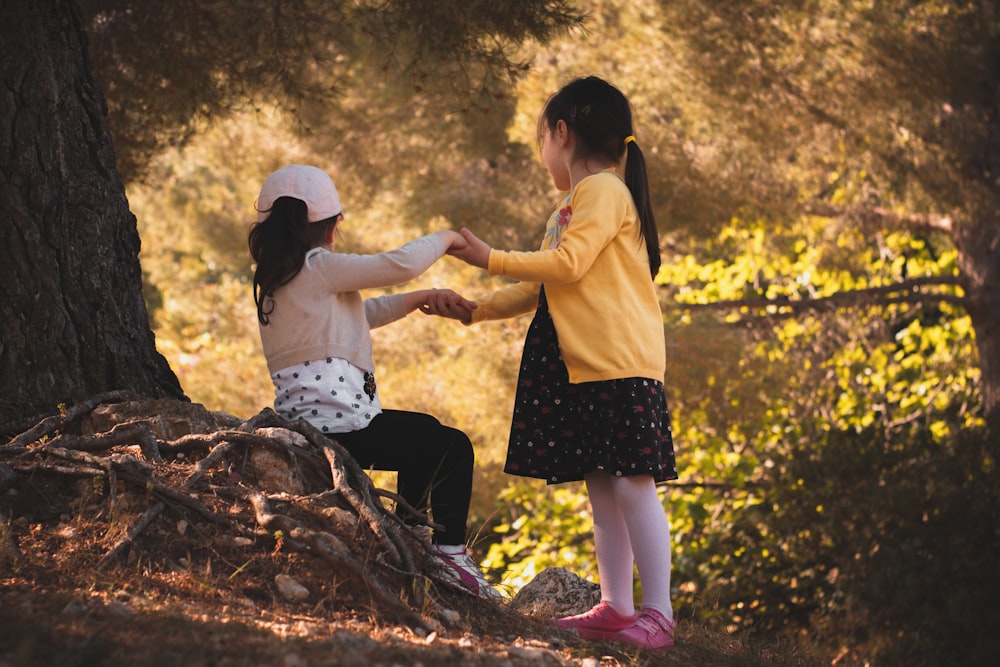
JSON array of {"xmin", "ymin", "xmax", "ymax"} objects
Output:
[{"xmin": 471, "ymin": 170, "xmax": 666, "ymax": 384}]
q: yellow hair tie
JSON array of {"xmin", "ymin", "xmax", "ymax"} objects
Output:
[{"xmin": 624, "ymin": 135, "xmax": 636, "ymax": 145}]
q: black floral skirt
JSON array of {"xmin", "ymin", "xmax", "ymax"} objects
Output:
[{"xmin": 504, "ymin": 288, "xmax": 678, "ymax": 484}]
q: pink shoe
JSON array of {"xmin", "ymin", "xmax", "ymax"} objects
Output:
[
  {"xmin": 613, "ymin": 608, "xmax": 676, "ymax": 651},
  {"xmin": 554, "ymin": 601, "xmax": 639, "ymax": 640}
]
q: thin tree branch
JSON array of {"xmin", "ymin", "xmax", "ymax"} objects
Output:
[
  {"xmin": 667, "ymin": 276, "xmax": 967, "ymax": 318},
  {"xmin": 803, "ymin": 201, "xmax": 955, "ymax": 235}
]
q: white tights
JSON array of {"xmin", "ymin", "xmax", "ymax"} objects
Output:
[{"xmin": 585, "ymin": 471, "xmax": 673, "ymax": 620}]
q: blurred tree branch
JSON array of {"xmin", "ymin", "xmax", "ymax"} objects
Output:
[{"xmin": 667, "ymin": 275, "xmax": 966, "ymax": 320}]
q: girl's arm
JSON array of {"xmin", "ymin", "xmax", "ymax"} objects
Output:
[
  {"xmin": 451, "ymin": 174, "xmax": 626, "ymax": 285},
  {"xmin": 317, "ymin": 230, "xmax": 467, "ymax": 292},
  {"xmin": 365, "ymin": 289, "xmax": 476, "ymax": 327},
  {"xmin": 467, "ymin": 281, "xmax": 539, "ymax": 323}
]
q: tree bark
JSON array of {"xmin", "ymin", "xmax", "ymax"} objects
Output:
[
  {"xmin": 952, "ymin": 215, "xmax": 1000, "ymax": 428},
  {"xmin": 0, "ymin": 0, "xmax": 184, "ymax": 432}
]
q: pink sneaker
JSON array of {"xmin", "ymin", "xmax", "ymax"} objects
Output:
[
  {"xmin": 554, "ymin": 601, "xmax": 639, "ymax": 640},
  {"xmin": 613, "ymin": 608, "xmax": 676, "ymax": 651}
]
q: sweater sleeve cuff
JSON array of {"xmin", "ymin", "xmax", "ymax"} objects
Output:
[
  {"xmin": 386, "ymin": 293, "xmax": 408, "ymax": 322},
  {"xmin": 426, "ymin": 232, "xmax": 448, "ymax": 257},
  {"xmin": 487, "ymin": 249, "xmax": 505, "ymax": 276}
]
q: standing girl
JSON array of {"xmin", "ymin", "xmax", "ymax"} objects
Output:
[
  {"xmin": 447, "ymin": 77, "xmax": 678, "ymax": 649},
  {"xmin": 249, "ymin": 164, "xmax": 496, "ymax": 597}
]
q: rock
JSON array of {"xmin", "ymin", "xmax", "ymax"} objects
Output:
[
  {"xmin": 507, "ymin": 646, "xmax": 554, "ymax": 664},
  {"xmin": 105, "ymin": 601, "xmax": 136, "ymax": 617},
  {"xmin": 509, "ymin": 567, "xmax": 601, "ymax": 619},
  {"xmin": 321, "ymin": 506, "xmax": 357, "ymax": 532},
  {"xmin": 247, "ymin": 446, "xmax": 304, "ymax": 494},
  {"xmin": 62, "ymin": 599, "xmax": 89, "ymax": 617},
  {"xmin": 0, "ymin": 463, "xmax": 17, "ymax": 493},
  {"xmin": 275, "ymin": 574, "xmax": 310, "ymax": 602}
]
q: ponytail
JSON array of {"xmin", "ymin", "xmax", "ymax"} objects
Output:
[
  {"xmin": 249, "ymin": 197, "xmax": 337, "ymax": 325},
  {"xmin": 623, "ymin": 141, "xmax": 661, "ymax": 279}
]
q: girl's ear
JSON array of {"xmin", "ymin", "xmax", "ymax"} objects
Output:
[
  {"xmin": 325, "ymin": 224, "xmax": 337, "ymax": 245},
  {"xmin": 554, "ymin": 119, "xmax": 570, "ymax": 146}
]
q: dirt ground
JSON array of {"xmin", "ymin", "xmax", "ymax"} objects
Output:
[{"xmin": 0, "ymin": 481, "xmax": 662, "ymax": 667}]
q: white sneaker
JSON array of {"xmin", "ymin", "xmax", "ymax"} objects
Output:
[{"xmin": 433, "ymin": 545, "xmax": 503, "ymax": 601}]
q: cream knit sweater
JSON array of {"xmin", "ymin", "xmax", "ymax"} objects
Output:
[{"xmin": 259, "ymin": 234, "xmax": 447, "ymax": 375}]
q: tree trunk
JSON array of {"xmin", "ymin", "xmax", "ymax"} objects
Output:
[
  {"xmin": 0, "ymin": 0, "xmax": 185, "ymax": 432},
  {"xmin": 954, "ymin": 215, "xmax": 1000, "ymax": 430}
]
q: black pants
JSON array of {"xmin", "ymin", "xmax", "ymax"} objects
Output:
[{"xmin": 333, "ymin": 409, "xmax": 473, "ymax": 545}]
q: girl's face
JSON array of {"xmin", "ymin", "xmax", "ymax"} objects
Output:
[{"xmin": 540, "ymin": 119, "xmax": 572, "ymax": 192}]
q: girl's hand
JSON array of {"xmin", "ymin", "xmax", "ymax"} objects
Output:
[
  {"xmin": 419, "ymin": 289, "xmax": 477, "ymax": 324},
  {"xmin": 436, "ymin": 229, "xmax": 468, "ymax": 252},
  {"xmin": 447, "ymin": 228, "xmax": 491, "ymax": 269}
]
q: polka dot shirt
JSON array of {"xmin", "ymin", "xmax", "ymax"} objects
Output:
[{"xmin": 272, "ymin": 357, "xmax": 380, "ymax": 434}]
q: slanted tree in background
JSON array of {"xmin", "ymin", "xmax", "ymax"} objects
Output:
[{"xmin": 81, "ymin": 0, "xmax": 582, "ymax": 186}]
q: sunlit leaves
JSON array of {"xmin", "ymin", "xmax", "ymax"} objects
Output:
[{"xmin": 483, "ymin": 482, "xmax": 596, "ymax": 590}]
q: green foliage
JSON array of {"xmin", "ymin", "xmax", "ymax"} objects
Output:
[
  {"xmin": 483, "ymin": 481, "xmax": 597, "ymax": 590},
  {"xmin": 696, "ymin": 420, "xmax": 1000, "ymax": 666},
  {"xmin": 653, "ymin": 215, "xmax": 983, "ymax": 666}
]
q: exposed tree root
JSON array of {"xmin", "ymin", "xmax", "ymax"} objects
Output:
[{"xmin": 0, "ymin": 395, "xmax": 484, "ymax": 630}]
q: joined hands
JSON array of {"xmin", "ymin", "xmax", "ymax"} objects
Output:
[
  {"xmin": 446, "ymin": 228, "xmax": 491, "ymax": 269},
  {"xmin": 417, "ymin": 228, "xmax": 490, "ymax": 324},
  {"xmin": 419, "ymin": 289, "xmax": 476, "ymax": 324}
]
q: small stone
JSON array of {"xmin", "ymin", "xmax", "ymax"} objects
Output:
[
  {"xmin": 176, "ymin": 519, "xmax": 188, "ymax": 535},
  {"xmin": 275, "ymin": 574, "xmax": 310, "ymax": 602},
  {"xmin": 509, "ymin": 567, "xmax": 601, "ymax": 619},
  {"xmin": 56, "ymin": 525, "xmax": 78, "ymax": 540},
  {"xmin": 62, "ymin": 600, "xmax": 88, "ymax": 617},
  {"xmin": 105, "ymin": 601, "xmax": 135, "ymax": 617},
  {"xmin": 508, "ymin": 646, "xmax": 553, "ymax": 664}
]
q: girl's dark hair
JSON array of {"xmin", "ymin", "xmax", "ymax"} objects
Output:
[
  {"xmin": 540, "ymin": 76, "xmax": 661, "ymax": 278},
  {"xmin": 249, "ymin": 196, "xmax": 338, "ymax": 325}
]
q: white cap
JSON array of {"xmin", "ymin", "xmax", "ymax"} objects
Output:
[{"xmin": 256, "ymin": 165, "xmax": 341, "ymax": 223}]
